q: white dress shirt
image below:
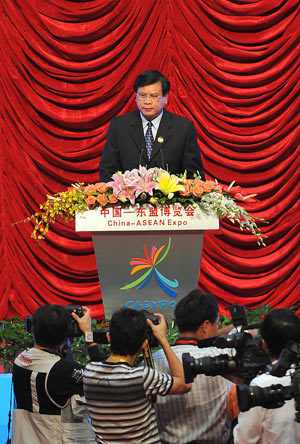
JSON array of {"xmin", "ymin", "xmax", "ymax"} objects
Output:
[
  {"xmin": 140, "ymin": 111, "xmax": 163, "ymax": 140},
  {"xmin": 234, "ymin": 369, "xmax": 300, "ymax": 444}
]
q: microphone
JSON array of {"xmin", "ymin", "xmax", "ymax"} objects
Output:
[
  {"xmin": 159, "ymin": 147, "xmax": 165, "ymax": 170},
  {"xmin": 157, "ymin": 136, "xmax": 165, "ymax": 170},
  {"xmin": 139, "ymin": 146, "xmax": 145, "ymax": 167}
]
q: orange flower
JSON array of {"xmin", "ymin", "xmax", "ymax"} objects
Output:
[
  {"xmin": 192, "ymin": 184, "xmax": 204, "ymax": 197},
  {"xmin": 213, "ymin": 184, "xmax": 223, "ymax": 194},
  {"xmin": 97, "ymin": 194, "xmax": 108, "ymax": 207},
  {"xmin": 179, "ymin": 184, "xmax": 190, "ymax": 196},
  {"xmin": 86, "ymin": 196, "xmax": 96, "ymax": 207},
  {"xmin": 109, "ymin": 194, "xmax": 118, "ymax": 204},
  {"xmin": 203, "ymin": 182, "xmax": 213, "ymax": 193},
  {"xmin": 194, "ymin": 179, "xmax": 205, "ymax": 186},
  {"xmin": 95, "ymin": 182, "xmax": 108, "ymax": 193},
  {"xmin": 84, "ymin": 184, "xmax": 97, "ymax": 195}
]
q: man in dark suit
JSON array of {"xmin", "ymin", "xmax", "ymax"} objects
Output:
[{"xmin": 99, "ymin": 70, "xmax": 205, "ymax": 182}]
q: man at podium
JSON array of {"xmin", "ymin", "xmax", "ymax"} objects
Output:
[{"xmin": 99, "ymin": 70, "xmax": 205, "ymax": 182}]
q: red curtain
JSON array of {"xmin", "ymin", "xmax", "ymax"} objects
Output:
[{"xmin": 0, "ymin": 0, "xmax": 299, "ymax": 320}]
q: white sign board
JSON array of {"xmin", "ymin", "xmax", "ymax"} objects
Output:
[{"xmin": 76, "ymin": 204, "xmax": 219, "ymax": 232}]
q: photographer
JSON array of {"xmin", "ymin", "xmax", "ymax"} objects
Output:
[
  {"xmin": 12, "ymin": 304, "xmax": 105, "ymax": 444},
  {"xmin": 83, "ymin": 307, "xmax": 191, "ymax": 443},
  {"xmin": 153, "ymin": 290, "xmax": 237, "ymax": 444},
  {"xmin": 233, "ymin": 308, "xmax": 300, "ymax": 444}
]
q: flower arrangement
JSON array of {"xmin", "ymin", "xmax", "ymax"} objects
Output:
[{"xmin": 22, "ymin": 167, "xmax": 266, "ymax": 245}]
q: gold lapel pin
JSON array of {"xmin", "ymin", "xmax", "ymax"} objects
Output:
[{"xmin": 157, "ymin": 136, "xmax": 164, "ymax": 144}]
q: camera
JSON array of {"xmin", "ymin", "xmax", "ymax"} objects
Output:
[
  {"xmin": 236, "ymin": 340, "xmax": 300, "ymax": 422},
  {"xmin": 141, "ymin": 310, "xmax": 160, "ymax": 348},
  {"xmin": 182, "ymin": 304, "xmax": 270, "ymax": 384},
  {"xmin": 237, "ymin": 371, "xmax": 300, "ymax": 423},
  {"xmin": 25, "ymin": 304, "xmax": 84, "ymax": 338},
  {"xmin": 270, "ymin": 340, "xmax": 300, "ymax": 378},
  {"xmin": 67, "ymin": 305, "xmax": 84, "ymax": 337},
  {"xmin": 183, "ymin": 331, "xmax": 270, "ymax": 384}
]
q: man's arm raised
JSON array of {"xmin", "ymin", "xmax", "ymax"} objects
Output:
[{"xmin": 147, "ymin": 313, "xmax": 191, "ymax": 394}]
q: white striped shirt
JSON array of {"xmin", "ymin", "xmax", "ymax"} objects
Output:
[
  {"xmin": 83, "ymin": 360, "xmax": 173, "ymax": 443},
  {"xmin": 153, "ymin": 344, "xmax": 232, "ymax": 444}
]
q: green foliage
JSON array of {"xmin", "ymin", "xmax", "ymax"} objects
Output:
[
  {"xmin": 166, "ymin": 320, "xmax": 179, "ymax": 344},
  {"xmin": 219, "ymin": 313, "xmax": 232, "ymax": 328},
  {"xmin": 0, "ymin": 317, "xmax": 34, "ymax": 372},
  {"xmin": 246, "ymin": 304, "xmax": 270, "ymax": 323}
]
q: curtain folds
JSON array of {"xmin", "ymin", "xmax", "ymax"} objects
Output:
[{"xmin": 0, "ymin": 0, "xmax": 299, "ymax": 319}]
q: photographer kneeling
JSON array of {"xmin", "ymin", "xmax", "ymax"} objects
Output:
[
  {"xmin": 234, "ymin": 308, "xmax": 300, "ymax": 443},
  {"xmin": 12, "ymin": 304, "xmax": 105, "ymax": 444},
  {"xmin": 83, "ymin": 307, "xmax": 191, "ymax": 444}
]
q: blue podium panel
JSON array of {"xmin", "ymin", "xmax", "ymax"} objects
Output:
[{"xmin": 0, "ymin": 373, "xmax": 13, "ymax": 444}]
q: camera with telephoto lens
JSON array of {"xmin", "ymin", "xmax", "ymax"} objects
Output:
[
  {"xmin": 182, "ymin": 304, "xmax": 270, "ymax": 385},
  {"xmin": 236, "ymin": 340, "xmax": 300, "ymax": 422},
  {"xmin": 25, "ymin": 304, "xmax": 84, "ymax": 338}
]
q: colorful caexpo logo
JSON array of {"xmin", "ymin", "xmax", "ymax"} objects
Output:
[{"xmin": 120, "ymin": 237, "xmax": 178, "ymax": 298}]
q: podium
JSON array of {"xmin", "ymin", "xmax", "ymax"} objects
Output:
[{"xmin": 76, "ymin": 205, "xmax": 219, "ymax": 319}]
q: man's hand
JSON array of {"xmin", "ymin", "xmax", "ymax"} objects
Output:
[
  {"xmin": 146, "ymin": 313, "xmax": 168, "ymax": 345},
  {"xmin": 217, "ymin": 324, "xmax": 234, "ymax": 336},
  {"xmin": 72, "ymin": 306, "xmax": 92, "ymax": 334}
]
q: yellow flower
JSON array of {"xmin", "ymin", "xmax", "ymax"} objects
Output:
[{"xmin": 156, "ymin": 171, "xmax": 184, "ymax": 197}]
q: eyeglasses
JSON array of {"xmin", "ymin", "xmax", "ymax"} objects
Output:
[{"xmin": 136, "ymin": 92, "xmax": 162, "ymax": 101}]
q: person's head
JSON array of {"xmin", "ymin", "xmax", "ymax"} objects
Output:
[
  {"xmin": 175, "ymin": 290, "xmax": 219, "ymax": 338},
  {"xmin": 260, "ymin": 309, "xmax": 300, "ymax": 359},
  {"xmin": 134, "ymin": 70, "xmax": 170, "ymax": 121},
  {"xmin": 32, "ymin": 304, "xmax": 72, "ymax": 348},
  {"xmin": 108, "ymin": 308, "xmax": 148, "ymax": 356}
]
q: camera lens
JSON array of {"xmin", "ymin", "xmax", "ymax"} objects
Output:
[
  {"xmin": 182, "ymin": 353, "xmax": 237, "ymax": 382},
  {"xmin": 237, "ymin": 384, "xmax": 292, "ymax": 412}
]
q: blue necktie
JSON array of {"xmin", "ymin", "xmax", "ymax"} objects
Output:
[{"xmin": 145, "ymin": 121, "xmax": 154, "ymax": 160}]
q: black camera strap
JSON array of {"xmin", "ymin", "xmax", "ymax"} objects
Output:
[
  {"xmin": 142, "ymin": 343, "xmax": 157, "ymax": 406},
  {"xmin": 143, "ymin": 343, "xmax": 155, "ymax": 368}
]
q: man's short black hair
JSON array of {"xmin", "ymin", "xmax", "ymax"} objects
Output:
[
  {"xmin": 261, "ymin": 308, "xmax": 300, "ymax": 359},
  {"xmin": 175, "ymin": 290, "xmax": 219, "ymax": 333},
  {"xmin": 134, "ymin": 70, "xmax": 170, "ymax": 96},
  {"xmin": 109, "ymin": 308, "xmax": 148, "ymax": 356},
  {"xmin": 33, "ymin": 304, "xmax": 71, "ymax": 348}
]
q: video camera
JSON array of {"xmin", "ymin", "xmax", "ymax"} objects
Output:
[
  {"xmin": 182, "ymin": 304, "xmax": 270, "ymax": 384},
  {"xmin": 237, "ymin": 340, "xmax": 300, "ymax": 422}
]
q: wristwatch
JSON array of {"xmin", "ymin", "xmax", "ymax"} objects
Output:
[{"xmin": 85, "ymin": 331, "xmax": 94, "ymax": 343}]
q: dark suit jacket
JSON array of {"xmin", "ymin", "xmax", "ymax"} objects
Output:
[{"xmin": 99, "ymin": 109, "xmax": 205, "ymax": 182}]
